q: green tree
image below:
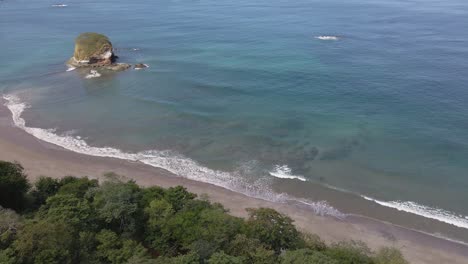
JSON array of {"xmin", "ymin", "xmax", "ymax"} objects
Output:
[
  {"xmin": 249, "ymin": 246, "xmax": 277, "ymax": 264},
  {"xmin": 38, "ymin": 194, "xmax": 94, "ymax": 230},
  {"xmin": 164, "ymin": 186, "xmax": 196, "ymax": 211},
  {"xmin": 245, "ymin": 208, "xmax": 303, "ymax": 253},
  {"xmin": 0, "ymin": 207, "xmax": 22, "ymax": 249},
  {"xmin": 30, "ymin": 177, "xmax": 61, "ymax": 209},
  {"xmin": 302, "ymin": 233, "xmax": 327, "ymax": 251},
  {"xmin": 77, "ymin": 231, "xmax": 99, "ymax": 264},
  {"xmin": 281, "ymin": 249, "xmax": 338, "ymax": 264},
  {"xmin": 154, "ymin": 252, "xmax": 200, "ymax": 264},
  {"xmin": 0, "ymin": 161, "xmax": 30, "ymax": 211},
  {"xmin": 164, "ymin": 200, "xmax": 243, "ymax": 254},
  {"xmin": 12, "ymin": 220, "xmax": 74, "ymax": 264},
  {"xmin": 58, "ymin": 176, "xmax": 98, "ymax": 198},
  {"xmin": 374, "ymin": 247, "xmax": 408, "ymax": 264},
  {"xmin": 225, "ymin": 234, "xmax": 276, "ymax": 264},
  {"xmin": 95, "ymin": 230, "xmax": 148, "ymax": 264},
  {"xmin": 144, "ymin": 199, "xmax": 175, "ymax": 254},
  {"xmin": 325, "ymin": 241, "xmax": 374, "ymax": 264},
  {"xmin": 189, "ymin": 239, "xmax": 219, "ymax": 261},
  {"xmin": 140, "ymin": 186, "xmax": 166, "ymax": 208},
  {"xmin": 0, "ymin": 247, "xmax": 17, "ymax": 264},
  {"xmin": 90, "ymin": 180, "xmax": 142, "ymax": 234},
  {"xmin": 208, "ymin": 251, "xmax": 244, "ymax": 264},
  {"xmin": 0, "ymin": 160, "xmax": 410, "ymax": 264}
]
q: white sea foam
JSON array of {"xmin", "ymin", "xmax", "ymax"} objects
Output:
[
  {"xmin": 85, "ymin": 70, "xmax": 101, "ymax": 79},
  {"xmin": 5, "ymin": 94, "xmax": 468, "ymax": 228},
  {"xmin": 269, "ymin": 165, "xmax": 307, "ymax": 181},
  {"xmin": 66, "ymin": 67, "xmax": 76, "ymax": 72},
  {"xmin": 296, "ymin": 200, "xmax": 346, "ymax": 219},
  {"xmin": 52, "ymin": 4, "xmax": 67, "ymax": 7},
  {"xmin": 361, "ymin": 195, "xmax": 468, "ymax": 229},
  {"xmin": 2, "ymin": 94, "xmax": 343, "ymax": 218},
  {"xmin": 315, "ymin": 35, "xmax": 339, "ymax": 41}
]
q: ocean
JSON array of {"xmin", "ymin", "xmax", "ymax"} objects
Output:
[{"xmin": 2, "ymin": 0, "xmax": 468, "ymax": 242}]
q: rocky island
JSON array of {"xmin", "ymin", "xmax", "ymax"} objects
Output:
[{"xmin": 67, "ymin": 32, "xmax": 131, "ymax": 71}]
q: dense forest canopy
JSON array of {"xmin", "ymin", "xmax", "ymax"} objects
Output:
[{"xmin": 0, "ymin": 161, "xmax": 407, "ymax": 264}]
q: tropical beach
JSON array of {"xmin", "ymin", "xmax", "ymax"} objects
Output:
[
  {"xmin": 1, "ymin": 96, "xmax": 468, "ymax": 264},
  {"xmin": 2, "ymin": 0, "xmax": 468, "ymax": 262}
]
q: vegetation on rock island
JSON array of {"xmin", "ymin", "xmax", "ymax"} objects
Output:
[
  {"xmin": 73, "ymin": 33, "xmax": 113, "ymax": 63},
  {"xmin": 0, "ymin": 161, "xmax": 408, "ymax": 264},
  {"xmin": 67, "ymin": 32, "xmax": 132, "ymax": 71}
]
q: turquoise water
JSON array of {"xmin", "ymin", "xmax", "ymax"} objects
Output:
[{"xmin": 2, "ymin": 0, "xmax": 468, "ymax": 234}]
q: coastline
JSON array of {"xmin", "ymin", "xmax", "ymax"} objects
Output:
[{"xmin": 0, "ymin": 99, "xmax": 467, "ymax": 263}]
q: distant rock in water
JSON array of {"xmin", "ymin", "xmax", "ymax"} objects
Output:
[
  {"xmin": 69, "ymin": 33, "xmax": 114, "ymax": 65},
  {"xmin": 67, "ymin": 32, "xmax": 130, "ymax": 71},
  {"xmin": 134, "ymin": 63, "xmax": 149, "ymax": 70}
]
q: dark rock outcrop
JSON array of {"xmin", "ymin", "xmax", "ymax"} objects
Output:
[
  {"xmin": 67, "ymin": 32, "xmax": 130, "ymax": 71},
  {"xmin": 134, "ymin": 63, "xmax": 149, "ymax": 70}
]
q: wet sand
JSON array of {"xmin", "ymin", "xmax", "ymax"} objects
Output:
[{"xmin": 0, "ymin": 100, "xmax": 467, "ymax": 264}]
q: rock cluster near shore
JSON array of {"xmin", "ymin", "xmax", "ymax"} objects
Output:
[{"xmin": 66, "ymin": 32, "xmax": 132, "ymax": 72}]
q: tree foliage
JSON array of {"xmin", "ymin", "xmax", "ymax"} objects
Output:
[
  {"xmin": 374, "ymin": 247, "xmax": 409, "ymax": 264},
  {"xmin": 208, "ymin": 251, "xmax": 244, "ymax": 264},
  {"xmin": 325, "ymin": 241, "xmax": 374, "ymax": 264},
  {"xmin": 0, "ymin": 207, "xmax": 22, "ymax": 249},
  {"xmin": 95, "ymin": 229, "xmax": 148, "ymax": 264},
  {"xmin": 281, "ymin": 249, "xmax": 338, "ymax": 264},
  {"xmin": 30, "ymin": 177, "xmax": 61, "ymax": 209},
  {"xmin": 12, "ymin": 220, "xmax": 74, "ymax": 264},
  {"xmin": 245, "ymin": 208, "xmax": 303, "ymax": 253},
  {"xmin": 0, "ymin": 160, "xmax": 408, "ymax": 264},
  {"xmin": 58, "ymin": 176, "xmax": 98, "ymax": 198},
  {"xmin": 91, "ymin": 180, "xmax": 142, "ymax": 235},
  {"xmin": 0, "ymin": 161, "xmax": 30, "ymax": 211}
]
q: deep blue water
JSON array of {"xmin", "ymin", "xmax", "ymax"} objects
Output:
[{"xmin": 2, "ymin": 0, "xmax": 468, "ymax": 230}]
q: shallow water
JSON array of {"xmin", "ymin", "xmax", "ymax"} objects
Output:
[{"xmin": 2, "ymin": 0, "xmax": 468, "ymax": 239}]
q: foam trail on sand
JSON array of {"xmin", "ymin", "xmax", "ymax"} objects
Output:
[
  {"xmin": 269, "ymin": 165, "xmax": 307, "ymax": 181},
  {"xmin": 2, "ymin": 93, "xmax": 344, "ymax": 219},
  {"xmin": 361, "ymin": 195, "xmax": 468, "ymax": 229}
]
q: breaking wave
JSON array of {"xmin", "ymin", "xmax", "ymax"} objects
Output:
[
  {"xmin": 361, "ymin": 195, "xmax": 468, "ymax": 229},
  {"xmin": 296, "ymin": 200, "xmax": 346, "ymax": 219},
  {"xmin": 5, "ymin": 93, "xmax": 468, "ymax": 228},
  {"xmin": 315, "ymin": 35, "xmax": 339, "ymax": 41},
  {"xmin": 269, "ymin": 165, "xmax": 307, "ymax": 181},
  {"xmin": 85, "ymin": 70, "xmax": 101, "ymax": 79},
  {"xmin": 2, "ymin": 93, "xmax": 344, "ymax": 219}
]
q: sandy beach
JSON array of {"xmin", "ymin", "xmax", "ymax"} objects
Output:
[{"xmin": 0, "ymin": 99, "xmax": 467, "ymax": 264}]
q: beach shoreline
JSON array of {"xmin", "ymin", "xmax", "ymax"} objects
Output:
[{"xmin": 0, "ymin": 99, "xmax": 467, "ymax": 263}]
